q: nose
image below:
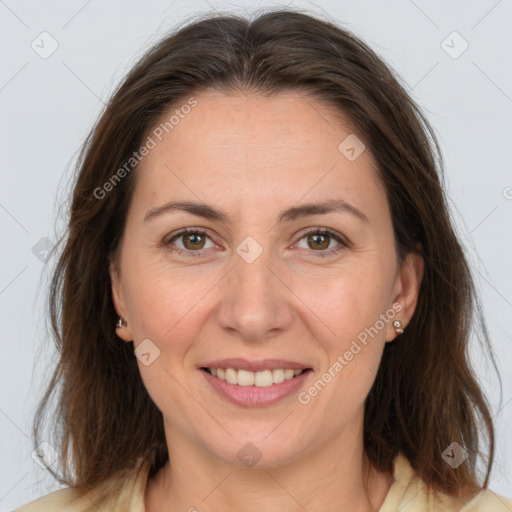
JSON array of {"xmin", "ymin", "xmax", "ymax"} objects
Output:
[{"xmin": 215, "ymin": 247, "xmax": 294, "ymax": 343}]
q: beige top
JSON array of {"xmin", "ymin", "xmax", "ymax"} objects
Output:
[{"xmin": 14, "ymin": 453, "xmax": 512, "ymax": 511}]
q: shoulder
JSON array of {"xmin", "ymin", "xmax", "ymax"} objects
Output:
[
  {"xmin": 459, "ymin": 489, "xmax": 512, "ymax": 511},
  {"xmin": 14, "ymin": 458, "xmax": 151, "ymax": 512},
  {"xmin": 13, "ymin": 487, "xmax": 87, "ymax": 512},
  {"xmin": 380, "ymin": 453, "xmax": 512, "ymax": 511}
]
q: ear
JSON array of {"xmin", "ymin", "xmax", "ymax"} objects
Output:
[
  {"xmin": 109, "ymin": 258, "xmax": 133, "ymax": 342},
  {"xmin": 386, "ymin": 250, "xmax": 424, "ymax": 342}
]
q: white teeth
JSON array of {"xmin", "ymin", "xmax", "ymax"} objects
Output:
[
  {"xmin": 272, "ymin": 369, "xmax": 284, "ymax": 384},
  {"xmin": 284, "ymin": 369, "xmax": 295, "ymax": 380},
  {"xmin": 225, "ymin": 368, "xmax": 237, "ymax": 385},
  {"xmin": 254, "ymin": 370, "xmax": 273, "ymax": 387},
  {"xmin": 237, "ymin": 369, "xmax": 255, "ymax": 387},
  {"xmin": 207, "ymin": 367, "xmax": 305, "ymax": 387}
]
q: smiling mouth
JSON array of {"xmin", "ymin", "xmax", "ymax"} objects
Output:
[{"xmin": 201, "ymin": 367, "xmax": 312, "ymax": 387}]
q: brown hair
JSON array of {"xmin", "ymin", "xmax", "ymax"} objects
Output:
[{"xmin": 35, "ymin": 7, "xmax": 499, "ymax": 499}]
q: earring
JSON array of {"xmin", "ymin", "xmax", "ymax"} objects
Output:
[
  {"xmin": 393, "ymin": 320, "xmax": 404, "ymax": 334},
  {"xmin": 117, "ymin": 316, "xmax": 127, "ymax": 329}
]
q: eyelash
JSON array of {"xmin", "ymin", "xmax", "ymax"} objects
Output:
[{"xmin": 161, "ymin": 227, "xmax": 349, "ymax": 259}]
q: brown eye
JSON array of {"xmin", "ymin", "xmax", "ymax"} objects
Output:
[
  {"xmin": 296, "ymin": 228, "xmax": 348, "ymax": 257},
  {"xmin": 163, "ymin": 228, "xmax": 215, "ymax": 256},
  {"xmin": 306, "ymin": 232, "xmax": 331, "ymax": 250},
  {"xmin": 182, "ymin": 232, "xmax": 206, "ymax": 250}
]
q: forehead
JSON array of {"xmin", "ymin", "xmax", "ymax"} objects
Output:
[{"xmin": 132, "ymin": 89, "xmax": 387, "ymax": 222}]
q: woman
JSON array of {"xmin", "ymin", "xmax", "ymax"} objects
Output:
[{"xmin": 16, "ymin": 8, "xmax": 511, "ymax": 511}]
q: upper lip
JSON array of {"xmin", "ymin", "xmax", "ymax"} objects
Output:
[{"xmin": 200, "ymin": 358, "xmax": 311, "ymax": 372}]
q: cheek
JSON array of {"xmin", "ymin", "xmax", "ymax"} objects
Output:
[
  {"xmin": 125, "ymin": 265, "xmax": 210, "ymax": 425},
  {"xmin": 291, "ymin": 262, "xmax": 392, "ymax": 400},
  {"xmin": 121, "ymin": 248, "xmax": 216, "ymax": 342},
  {"xmin": 296, "ymin": 277, "xmax": 389, "ymax": 428},
  {"xmin": 296, "ymin": 263, "xmax": 393, "ymax": 344}
]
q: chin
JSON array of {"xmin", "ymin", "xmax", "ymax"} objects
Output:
[{"xmin": 205, "ymin": 432, "xmax": 310, "ymax": 469}]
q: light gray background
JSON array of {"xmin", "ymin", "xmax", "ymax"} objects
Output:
[{"xmin": 1, "ymin": 0, "xmax": 511, "ymax": 508}]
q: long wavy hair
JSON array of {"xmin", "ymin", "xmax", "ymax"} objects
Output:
[{"xmin": 35, "ymin": 7, "xmax": 498, "ymax": 500}]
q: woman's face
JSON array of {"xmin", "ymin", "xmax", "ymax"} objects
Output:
[{"xmin": 110, "ymin": 89, "xmax": 423, "ymax": 468}]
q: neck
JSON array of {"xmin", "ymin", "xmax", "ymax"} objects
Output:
[{"xmin": 145, "ymin": 417, "xmax": 394, "ymax": 512}]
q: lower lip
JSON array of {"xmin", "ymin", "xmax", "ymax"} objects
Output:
[{"xmin": 200, "ymin": 369, "xmax": 312, "ymax": 407}]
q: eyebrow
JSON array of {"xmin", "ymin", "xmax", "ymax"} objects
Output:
[{"xmin": 143, "ymin": 198, "xmax": 369, "ymax": 224}]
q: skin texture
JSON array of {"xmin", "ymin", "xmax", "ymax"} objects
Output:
[{"xmin": 110, "ymin": 89, "xmax": 424, "ymax": 512}]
